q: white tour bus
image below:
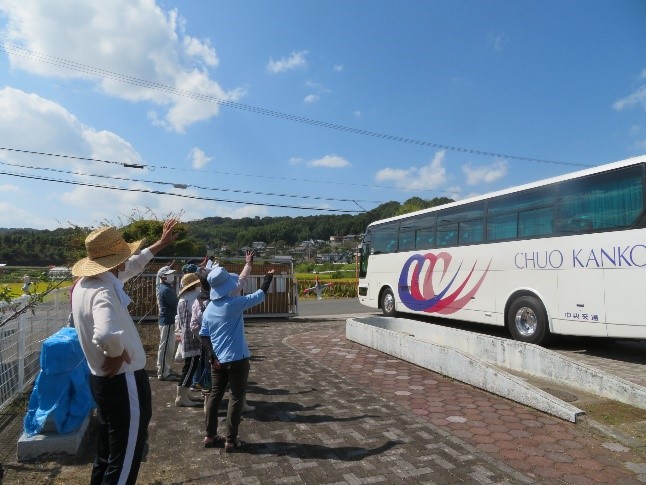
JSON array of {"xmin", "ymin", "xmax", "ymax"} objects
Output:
[{"xmin": 357, "ymin": 155, "xmax": 646, "ymax": 345}]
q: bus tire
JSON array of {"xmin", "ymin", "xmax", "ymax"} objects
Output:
[
  {"xmin": 381, "ymin": 288, "xmax": 396, "ymax": 317},
  {"xmin": 507, "ymin": 295, "xmax": 551, "ymax": 345}
]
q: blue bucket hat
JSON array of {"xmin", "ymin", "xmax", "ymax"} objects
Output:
[{"xmin": 207, "ymin": 267, "xmax": 239, "ymax": 300}]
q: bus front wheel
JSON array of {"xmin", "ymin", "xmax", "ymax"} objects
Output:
[
  {"xmin": 381, "ymin": 288, "xmax": 396, "ymax": 317},
  {"xmin": 507, "ymin": 296, "xmax": 551, "ymax": 345}
]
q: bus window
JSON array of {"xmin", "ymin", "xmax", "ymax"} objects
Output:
[
  {"xmin": 436, "ymin": 223, "xmax": 458, "ymax": 247},
  {"xmin": 399, "ymin": 217, "xmax": 418, "ymax": 252},
  {"xmin": 358, "ymin": 242, "xmax": 370, "ymax": 278},
  {"xmin": 416, "ymin": 228, "xmax": 435, "ymax": 249},
  {"xmin": 459, "ymin": 219, "xmax": 484, "ymax": 244},
  {"xmin": 437, "ymin": 203, "xmax": 483, "ymax": 247},
  {"xmin": 556, "ymin": 165, "xmax": 644, "ymax": 233},
  {"xmin": 487, "ymin": 187, "xmax": 555, "ymax": 241},
  {"xmin": 487, "ymin": 213, "xmax": 517, "ymax": 241},
  {"xmin": 519, "ymin": 207, "xmax": 553, "ymax": 237},
  {"xmin": 399, "ymin": 230, "xmax": 416, "ymax": 252},
  {"xmin": 371, "ymin": 222, "xmax": 399, "ymax": 254}
]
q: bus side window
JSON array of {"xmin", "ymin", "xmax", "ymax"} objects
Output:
[
  {"xmin": 371, "ymin": 223, "xmax": 399, "ymax": 254},
  {"xmin": 556, "ymin": 165, "xmax": 643, "ymax": 233},
  {"xmin": 519, "ymin": 207, "xmax": 553, "ymax": 237},
  {"xmin": 416, "ymin": 228, "xmax": 435, "ymax": 249},
  {"xmin": 398, "ymin": 230, "xmax": 416, "ymax": 252},
  {"xmin": 436, "ymin": 224, "xmax": 458, "ymax": 247},
  {"xmin": 459, "ymin": 219, "xmax": 483, "ymax": 244}
]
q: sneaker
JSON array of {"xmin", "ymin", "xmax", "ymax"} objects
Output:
[
  {"xmin": 189, "ymin": 383, "xmax": 202, "ymax": 392},
  {"xmin": 242, "ymin": 403, "xmax": 255, "ymax": 413}
]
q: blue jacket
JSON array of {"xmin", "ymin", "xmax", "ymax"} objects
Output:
[
  {"xmin": 157, "ymin": 283, "xmax": 178, "ymax": 326},
  {"xmin": 202, "ymin": 290, "xmax": 265, "ymax": 363}
]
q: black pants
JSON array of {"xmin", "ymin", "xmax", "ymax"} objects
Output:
[
  {"xmin": 204, "ymin": 358, "xmax": 250, "ymax": 442},
  {"xmin": 179, "ymin": 354, "xmax": 200, "ymax": 388},
  {"xmin": 90, "ymin": 369, "xmax": 152, "ymax": 485}
]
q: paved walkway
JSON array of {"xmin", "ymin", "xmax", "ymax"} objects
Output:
[{"xmin": 3, "ymin": 318, "xmax": 646, "ymax": 484}]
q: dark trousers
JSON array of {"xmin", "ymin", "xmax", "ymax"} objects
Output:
[
  {"xmin": 204, "ymin": 358, "xmax": 250, "ymax": 442},
  {"xmin": 90, "ymin": 369, "xmax": 152, "ymax": 485},
  {"xmin": 179, "ymin": 354, "xmax": 200, "ymax": 388}
]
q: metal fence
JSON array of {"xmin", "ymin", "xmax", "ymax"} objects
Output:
[{"xmin": 0, "ymin": 289, "xmax": 70, "ymax": 413}]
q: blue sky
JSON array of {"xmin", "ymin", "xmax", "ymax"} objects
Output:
[{"xmin": 0, "ymin": 0, "xmax": 644, "ymax": 230}]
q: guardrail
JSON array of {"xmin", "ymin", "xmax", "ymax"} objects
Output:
[{"xmin": 0, "ymin": 289, "xmax": 70, "ymax": 412}]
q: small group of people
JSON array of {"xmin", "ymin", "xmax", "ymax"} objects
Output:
[{"xmin": 70, "ymin": 219, "xmax": 273, "ymax": 484}]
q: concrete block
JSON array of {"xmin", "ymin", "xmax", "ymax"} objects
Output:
[{"xmin": 17, "ymin": 413, "xmax": 92, "ymax": 461}]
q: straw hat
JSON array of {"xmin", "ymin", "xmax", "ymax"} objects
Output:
[
  {"xmin": 179, "ymin": 272, "xmax": 202, "ymax": 296},
  {"xmin": 71, "ymin": 226, "xmax": 144, "ymax": 277}
]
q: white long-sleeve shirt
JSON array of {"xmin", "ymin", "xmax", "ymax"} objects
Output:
[{"xmin": 72, "ymin": 248, "xmax": 153, "ymax": 376}]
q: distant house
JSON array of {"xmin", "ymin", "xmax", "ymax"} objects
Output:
[
  {"xmin": 49, "ymin": 266, "xmax": 71, "ymax": 280},
  {"xmin": 251, "ymin": 241, "xmax": 267, "ymax": 251}
]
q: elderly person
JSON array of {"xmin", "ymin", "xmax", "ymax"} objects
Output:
[
  {"xmin": 202, "ymin": 266, "xmax": 273, "ymax": 451},
  {"xmin": 71, "ymin": 218, "xmax": 178, "ymax": 485},
  {"xmin": 157, "ymin": 266, "xmax": 179, "ymax": 381},
  {"xmin": 174, "ymin": 272, "xmax": 203, "ymax": 407}
]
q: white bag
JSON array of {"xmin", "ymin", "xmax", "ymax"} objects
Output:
[{"xmin": 174, "ymin": 343, "xmax": 184, "ymax": 363}]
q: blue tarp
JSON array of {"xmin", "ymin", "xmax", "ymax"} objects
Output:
[{"xmin": 23, "ymin": 327, "xmax": 95, "ymax": 436}]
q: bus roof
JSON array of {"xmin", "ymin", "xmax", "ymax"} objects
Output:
[{"xmin": 368, "ymin": 154, "xmax": 646, "ymax": 228}]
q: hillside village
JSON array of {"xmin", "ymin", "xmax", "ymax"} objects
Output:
[{"xmin": 228, "ymin": 234, "xmax": 361, "ymax": 264}]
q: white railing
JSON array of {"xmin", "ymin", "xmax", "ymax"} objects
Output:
[{"xmin": 0, "ymin": 289, "xmax": 70, "ymax": 412}]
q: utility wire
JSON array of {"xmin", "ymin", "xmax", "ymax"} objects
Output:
[
  {"xmin": 0, "ymin": 145, "xmax": 451, "ymax": 196},
  {"xmin": 0, "ymin": 170, "xmax": 362, "ymax": 213},
  {"xmin": 0, "ymin": 159, "xmax": 384, "ymax": 204},
  {"xmin": 0, "ymin": 43, "xmax": 591, "ymax": 168}
]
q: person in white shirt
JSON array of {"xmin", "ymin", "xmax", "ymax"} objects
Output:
[{"xmin": 71, "ymin": 218, "xmax": 178, "ymax": 485}]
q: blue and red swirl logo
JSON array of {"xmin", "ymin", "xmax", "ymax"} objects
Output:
[{"xmin": 398, "ymin": 252, "xmax": 491, "ymax": 314}]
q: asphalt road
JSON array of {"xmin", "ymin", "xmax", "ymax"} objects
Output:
[{"xmin": 297, "ymin": 297, "xmax": 376, "ymax": 317}]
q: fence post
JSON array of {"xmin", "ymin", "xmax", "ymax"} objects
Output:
[{"xmin": 17, "ymin": 302, "xmax": 27, "ymax": 392}]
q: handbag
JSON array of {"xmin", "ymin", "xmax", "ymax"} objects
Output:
[{"xmin": 174, "ymin": 343, "xmax": 184, "ymax": 363}]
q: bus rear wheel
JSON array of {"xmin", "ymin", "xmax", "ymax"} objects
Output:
[
  {"xmin": 381, "ymin": 288, "xmax": 396, "ymax": 317},
  {"xmin": 507, "ymin": 295, "xmax": 551, "ymax": 345}
]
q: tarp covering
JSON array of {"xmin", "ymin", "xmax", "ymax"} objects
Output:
[{"xmin": 23, "ymin": 327, "xmax": 95, "ymax": 436}]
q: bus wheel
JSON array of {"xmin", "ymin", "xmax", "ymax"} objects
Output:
[
  {"xmin": 507, "ymin": 296, "xmax": 550, "ymax": 345},
  {"xmin": 381, "ymin": 288, "xmax": 396, "ymax": 317}
]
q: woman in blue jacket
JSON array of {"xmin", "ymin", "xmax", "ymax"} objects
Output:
[{"xmin": 201, "ymin": 266, "xmax": 273, "ymax": 451}]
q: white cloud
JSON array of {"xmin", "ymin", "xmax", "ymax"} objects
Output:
[
  {"xmin": 0, "ymin": 0, "xmax": 241, "ymax": 133},
  {"xmin": 289, "ymin": 157, "xmax": 303, "ymax": 165},
  {"xmin": 308, "ymin": 155, "xmax": 349, "ymax": 168},
  {"xmin": 488, "ymin": 32, "xmax": 508, "ymax": 51},
  {"xmin": 304, "ymin": 94, "xmax": 319, "ymax": 103},
  {"xmin": 0, "ymin": 184, "xmax": 21, "ymax": 193},
  {"xmin": 0, "ymin": 202, "xmax": 54, "ymax": 228},
  {"xmin": 189, "ymin": 147, "xmax": 211, "ymax": 169},
  {"xmin": 333, "ymin": 64, "xmax": 343, "ymax": 72},
  {"xmin": 353, "ymin": 110, "xmax": 362, "ymax": 118},
  {"xmin": 183, "ymin": 36, "xmax": 218, "ymax": 66},
  {"xmin": 267, "ymin": 50, "xmax": 308, "ymax": 74},
  {"xmin": 613, "ymin": 84, "xmax": 646, "ymax": 111},
  {"xmin": 375, "ymin": 151, "xmax": 447, "ymax": 190},
  {"xmin": 462, "ymin": 159, "xmax": 508, "ymax": 185}
]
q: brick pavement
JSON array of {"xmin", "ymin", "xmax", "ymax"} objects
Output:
[{"xmin": 2, "ymin": 318, "xmax": 646, "ymax": 484}]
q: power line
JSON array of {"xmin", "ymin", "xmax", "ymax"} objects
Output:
[
  {"xmin": 0, "ymin": 158, "xmax": 384, "ymax": 204},
  {"xmin": 0, "ymin": 170, "xmax": 362, "ymax": 213},
  {"xmin": 0, "ymin": 43, "xmax": 591, "ymax": 168},
  {"xmin": 0, "ymin": 145, "xmax": 454, "ymax": 196}
]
